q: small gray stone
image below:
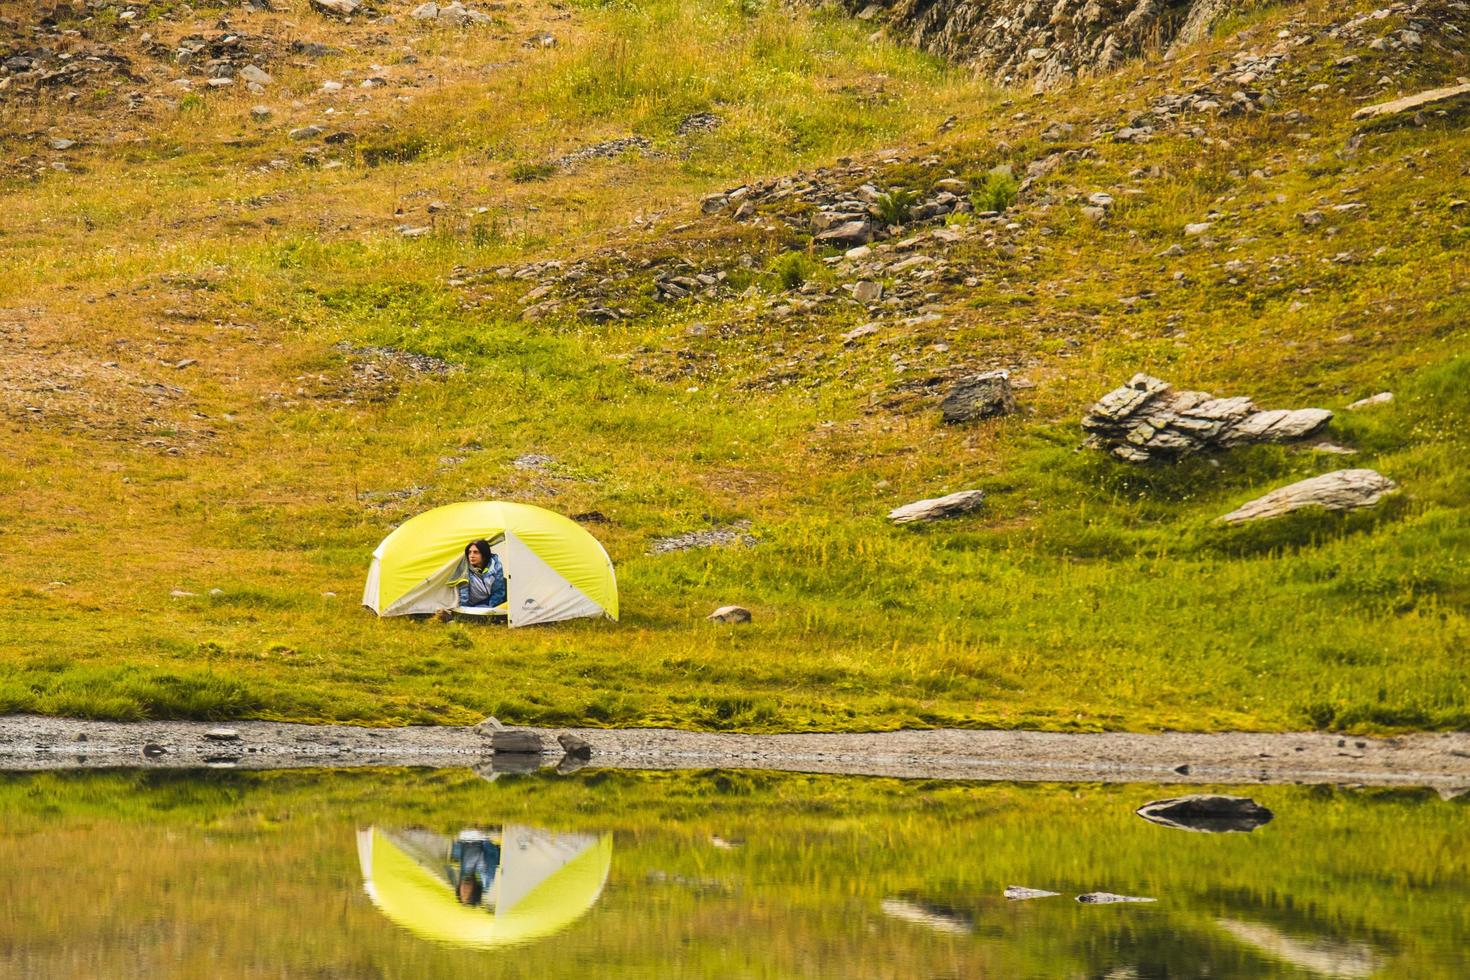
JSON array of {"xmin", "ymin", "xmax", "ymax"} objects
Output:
[
  {"xmin": 289, "ymin": 125, "xmax": 324, "ymax": 141},
  {"xmin": 708, "ymin": 605, "xmax": 752, "ymax": 624},
  {"xmin": 204, "ymin": 728, "xmax": 241, "ymax": 741},
  {"xmin": 250, "ymin": 105, "xmax": 272, "ymax": 121}
]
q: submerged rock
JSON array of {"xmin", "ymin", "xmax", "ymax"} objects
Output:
[
  {"xmin": 1136, "ymin": 794, "xmax": 1273, "ymax": 833},
  {"xmin": 1220, "ymin": 469, "xmax": 1396, "ymax": 524}
]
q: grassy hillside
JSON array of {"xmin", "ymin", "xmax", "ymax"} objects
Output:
[{"xmin": 0, "ymin": 0, "xmax": 1466, "ymax": 731}]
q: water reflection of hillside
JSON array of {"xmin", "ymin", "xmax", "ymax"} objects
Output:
[{"xmin": 0, "ymin": 770, "xmax": 1463, "ymax": 978}]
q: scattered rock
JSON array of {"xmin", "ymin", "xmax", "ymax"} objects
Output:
[
  {"xmin": 1220, "ymin": 469, "xmax": 1397, "ymax": 524},
  {"xmin": 250, "ymin": 105, "xmax": 272, "ymax": 121},
  {"xmin": 204, "ymin": 728, "xmax": 241, "ymax": 742},
  {"xmin": 841, "ymin": 323, "xmax": 879, "ymax": 344},
  {"xmin": 708, "ymin": 605, "xmax": 752, "ymax": 624},
  {"xmin": 650, "ymin": 523, "xmax": 755, "ymax": 554},
  {"xmin": 1347, "ymin": 391, "xmax": 1393, "ymax": 410},
  {"xmin": 1076, "ymin": 892, "xmax": 1156, "ymax": 904},
  {"xmin": 489, "ymin": 730, "xmax": 544, "ymax": 754},
  {"xmin": 1005, "ymin": 886, "xmax": 1060, "ymax": 900},
  {"xmin": 1136, "ymin": 795, "xmax": 1274, "ymax": 833},
  {"xmin": 940, "ymin": 370, "xmax": 1017, "ymax": 424},
  {"xmin": 169, "ymin": 589, "xmax": 197, "ymax": 598},
  {"xmin": 888, "ymin": 489, "xmax": 985, "ymax": 525},
  {"xmin": 852, "ymin": 280, "xmax": 883, "ymax": 304},
  {"xmin": 1184, "ymin": 221, "xmax": 1214, "ymax": 236},
  {"xmin": 289, "ymin": 125, "xmax": 324, "ymax": 141},
  {"xmin": 411, "ymin": 2, "xmax": 494, "ymax": 26},
  {"xmin": 238, "ymin": 65, "xmax": 272, "ymax": 87},
  {"xmin": 1083, "ymin": 374, "xmax": 1332, "ymax": 464},
  {"xmin": 1352, "ymin": 82, "xmax": 1470, "ymax": 121},
  {"xmin": 474, "ymin": 714, "xmax": 506, "ymax": 732},
  {"xmin": 815, "ymin": 219, "xmax": 875, "ymax": 247},
  {"xmin": 309, "ymin": 0, "xmax": 360, "ymax": 16},
  {"xmin": 141, "ymin": 743, "xmax": 167, "ymax": 758},
  {"xmin": 557, "ymin": 733, "xmax": 593, "ymax": 759}
]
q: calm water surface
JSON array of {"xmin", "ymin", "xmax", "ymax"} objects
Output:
[{"xmin": 0, "ymin": 768, "xmax": 1464, "ymax": 978}]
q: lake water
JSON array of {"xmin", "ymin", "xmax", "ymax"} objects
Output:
[{"xmin": 0, "ymin": 768, "xmax": 1465, "ymax": 978}]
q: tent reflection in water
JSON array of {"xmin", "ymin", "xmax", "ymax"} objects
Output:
[
  {"xmin": 361, "ymin": 501, "xmax": 618, "ymax": 627},
  {"xmin": 356, "ymin": 825, "xmax": 613, "ymax": 949}
]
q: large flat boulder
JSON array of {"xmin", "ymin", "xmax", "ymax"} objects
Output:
[{"xmin": 1220, "ymin": 469, "xmax": 1396, "ymax": 524}]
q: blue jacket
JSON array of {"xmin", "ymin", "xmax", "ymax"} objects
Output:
[{"xmin": 456, "ymin": 554, "xmax": 506, "ymax": 608}]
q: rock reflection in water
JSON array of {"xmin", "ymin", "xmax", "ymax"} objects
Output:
[
  {"xmin": 1216, "ymin": 918, "xmax": 1382, "ymax": 978},
  {"xmin": 356, "ymin": 823, "xmax": 612, "ymax": 949},
  {"xmin": 1136, "ymin": 794, "xmax": 1275, "ymax": 833}
]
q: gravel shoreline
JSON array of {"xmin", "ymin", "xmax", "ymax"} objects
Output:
[{"xmin": 3, "ymin": 715, "xmax": 1468, "ymax": 790}]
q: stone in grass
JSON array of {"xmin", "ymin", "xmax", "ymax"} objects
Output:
[
  {"xmin": 888, "ymin": 489, "xmax": 985, "ymax": 525},
  {"xmin": 941, "ymin": 370, "xmax": 1017, "ymax": 424},
  {"xmin": 1135, "ymin": 795, "xmax": 1273, "ymax": 834},
  {"xmin": 1005, "ymin": 886, "xmax": 1060, "ymax": 901},
  {"xmin": 708, "ymin": 605, "xmax": 752, "ymax": 624},
  {"xmin": 1076, "ymin": 892, "xmax": 1156, "ymax": 904},
  {"xmin": 1220, "ymin": 469, "xmax": 1396, "ymax": 524},
  {"xmin": 1347, "ymin": 391, "xmax": 1393, "ymax": 410}
]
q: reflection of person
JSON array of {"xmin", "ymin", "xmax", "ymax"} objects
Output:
[
  {"xmin": 457, "ymin": 539, "xmax": 506, "ymax": 609},
  {"xmin": 448, "ymin": 829, "xmax": 502, "ymax": 906}
]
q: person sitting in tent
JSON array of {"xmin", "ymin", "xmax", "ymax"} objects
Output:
[
  {"xmin": 448, "ymin": 828, "xmax": 502, "ymax": 907},
  {"xmin": 441, "ymin": 538, "xmax": 505, "ymax": 621}
]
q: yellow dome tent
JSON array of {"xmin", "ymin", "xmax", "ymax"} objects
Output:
[
  {"xmin": 355, "ymin": 826, "xmax": 613, "ymax": 948},
  {"xmin": 362, "ymin": 501, "xmax": 618, "ymax": 627}
]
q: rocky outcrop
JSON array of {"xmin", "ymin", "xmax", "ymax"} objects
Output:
[
  {"xmin": 823, "ymin": 0, "xmax": 1242, "ymax": 88},
  {"xmin": 1083, "ymin": 374, "xmax": 1332, "ymax": 464},
  {"xmin": 1220, "ymin": 469, "xmax": 1397, "ymax": 524}
]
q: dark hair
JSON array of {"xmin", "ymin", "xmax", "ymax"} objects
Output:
[
  {"xmin": 458, "ymin": 876, "xmax": 484, "ymax": 906},
  {"xmin": 465, "ymin": 539, "xmax": 493, "ymax": 569}
]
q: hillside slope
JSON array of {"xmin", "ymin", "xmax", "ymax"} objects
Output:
[{"xmin": 0, "ymin": 0, "xmax": 1466, "ymax": 732}]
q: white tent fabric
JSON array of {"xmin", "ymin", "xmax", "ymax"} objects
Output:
[
  {"xmin": 497, "ymin": 826, "xmax": 602, "ymax": 912},
  {"xmin": 501, "ymin": 532, "xmax": 603, "ymax": 627}
]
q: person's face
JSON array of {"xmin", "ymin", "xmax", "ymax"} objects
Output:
[{"xmin": 467, "ymin": 544, "xmax": 484, "ymax": 569}]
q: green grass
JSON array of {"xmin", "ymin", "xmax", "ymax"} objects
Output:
[{"xmin": 0, "ymin": 0, "xmax": 1465, "ymax": 732}]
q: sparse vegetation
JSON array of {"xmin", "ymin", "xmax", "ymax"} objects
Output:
[{"xmin": 971, "ymin": 164, "xmax": 1018, "ymax": 213}]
